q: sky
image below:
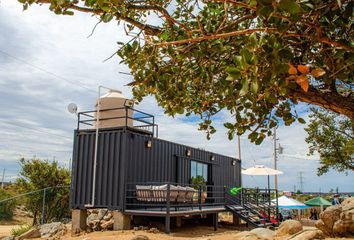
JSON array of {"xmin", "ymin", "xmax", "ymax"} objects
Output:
[{"xmin": 0, "ymin": 0, "xmax": 353, "ymax": 192}]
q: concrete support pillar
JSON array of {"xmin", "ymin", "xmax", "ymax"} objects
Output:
[
  {"xmin": 165, "ymin": 215, "xmax": 170, "ymax": 234},
  {"xmin": 176, "ymin": 216, "xmax": 182, "ymax": 227},
  {"xmin": 233, "ymin": 213, "xmax": 241, "ymax": 226},
  {"xmin": 113, "ymin": 211, "xmax": 131, "ymax": 230},
  {"xmin": 213, "ymin": 213, "xmax": 218, "ymax": 231},
  {"xmin": 72, "ymin": 209, "xmax": 87, "ymax": 235}
]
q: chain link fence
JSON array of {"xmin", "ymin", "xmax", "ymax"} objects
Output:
[{"xmin": 0, "ymin": 185, "xmax": 70, "ymax": 226}]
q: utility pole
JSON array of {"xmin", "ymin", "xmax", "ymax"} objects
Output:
[
  {"xmin": 1, "ymin": 168, "xmax": 5, "ymax": 189},
  {"xmin": 237, "ymin": 135, "xmax": 241, "ymax": 187},
  {"xmin": 237, "ymin": 135, "xmax": 241, "ymax": 160},
  {"xmin": 273, "ymin": 128, "xmax": 283, "ymax": 190},
  {"xmin": 298, "ymin": 171, "xmax": 304, "ymax": 192},
  {"xmin": 273, "ymin": 128, "xmax": 277, "ymax": 190}
]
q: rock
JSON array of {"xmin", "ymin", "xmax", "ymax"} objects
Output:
[
  {"xmin": 232, "ymin": 231, "xmax": 259, "ymax": 240},
  {"xmin": 315, "ymin": 197, "xmax": 354, "ymax": 237},
  {"xmin": 291, "ymin": 230, "xmax": 325, "ymax": 240},
  {"xmin": 100, "ymin": 219, "xmax": 114, "ymax": 230},
  {"xmin": 2, "ymin": 237, "xmax": 15, "ymax": 240},
  {"xmin": 103, "ymin": 213, "xmax": 112, "ymax": 221},
  {"xmin": 97, "ymin": 209, "xmax": 108, "ymax": 219},
  {"xmin": 39, "ymin": 222, "xmax": 65, "ymax": 238},
  {"xmin": 147, "ymin": 228, "xmax": 159, "ymax": 233},
  {"xmin": 148, "ymin": 222, "xmax": 165, "ymax": 231},
  {"xmin": 90, "ymin": 209, "xmax": 99, "ymax": 214},
  {"xmin": 87, "ymin": 213, "xmax": 99, "ymax": 224},
  {"xmin": 17, "ymin": 228, "xmax": 41, "ymax": 240},
  {"xmin": 276, "ymin": 220, "xmax": 303, "ymax": 236},
  {"xmin": 131, "ymin": 235, "xmax": 149, "ymax": 240},
  {"xmin": 341, "ymin": 197, "xmax": 354, "ymax": 211},
  {"xmin": 250, "ymin": 228, "xmax": 275, "ymax": 240}
]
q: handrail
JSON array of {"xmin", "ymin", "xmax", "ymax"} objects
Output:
[{"xmin": 77, "ymin": 106, "xmax": 158, "ymax": 137}]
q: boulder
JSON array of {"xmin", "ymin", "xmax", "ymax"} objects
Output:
[
  {"xmin": 290, "ymin": 230, "xmax": 325, "ymax": 240},
  {"xmin": 97, "ymin": 209, "xmax": 108, "ymax": 219},
  {"xmin": 39, "ymin": 222, "xmax": 65, "ymax": 238},
  {"xmin": 17, "ymin": 228, "xmax": 41, "ymax": 240},
  {"xmin": 2, "ymin": 237, "xmax": 15, "ymax": 240},
  {"xmin": 315, "ymin": 197, "xmax": 354, "ymax": 237},
  {"xmin": 147, "ymin": 228, "xmax": 159, "ymax": 233},
  {"xmin": 87, "ymin": 213, "xmax": 99, "ymax": 224},
  {"xmin": 103, "ymin": 213, "xmax": 112, "ymax": 221},
  {"xmin": 131, "ymin": 235, "xmax": 149, "ymax": 240},
  {"xmin": 250, "ymin": 228, "xmax": 275, "ymax": 240},
  {"xmin": 276, "ymin": 220, "xmax": 303, "ymax": 236},
  {"xmin": 100, "ymin": 219, "xmax": 114, "ymax": 230},
  {"xmin": 232, "ymin": 231, "xmax": 259, "ymax": 240}
]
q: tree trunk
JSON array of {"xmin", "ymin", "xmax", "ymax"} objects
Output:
[{"xmin": 288, "ymin": 87, "xmax": 354, "ymax": 120}]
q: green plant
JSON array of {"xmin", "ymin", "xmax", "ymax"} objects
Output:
[
  {"xmin": 17, "ymin": 0, "xmax": 354, "ymax": 144},
  {"xmin": 11, "ymin": 225, "xmax": 31, "ymax": 237},
  {"xmin": 16, "ymin": 158, "xmax": 71, "ymax": 225},
  {"xmin": 305, "ymin": 108, "xmax": 353, "ymax": 175},
  {"xmin": 191, "ymin": 175, "xmax": 206, "ymax": 191},
  {"xmin": 0, "ymin": 189, "xmax": 16, "ymax": 220}
]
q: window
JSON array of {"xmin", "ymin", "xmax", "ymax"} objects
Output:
[{"xmin": 190, "ymin": 160, "xmax": 208, "ymax": 182}]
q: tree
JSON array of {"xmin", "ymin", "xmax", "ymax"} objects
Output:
[
  {"xmin": 16, "ymin": 158, "xmax": 71, "ymax": 225},
  {"xmin": 305, "ymin": 108, "xmax": 354, "ymax": 175},
  {"xmin": 18, "ymin": 0, "xmax": 353, "ymax": 143},
  {"xmin": 0, "ymin": 189, "xmax": 16, "ymax": 220}
]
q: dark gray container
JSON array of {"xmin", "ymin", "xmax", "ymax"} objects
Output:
[{"xmin": 70, "ymin": 128, "xmax": 241, "ymax": 209}]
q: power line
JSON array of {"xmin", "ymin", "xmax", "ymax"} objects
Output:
[
  {"xmin": 0, "ymin": 120, "xmax": 72, "ymax": 141},
  {"xmin": 0, "ymin": 49, "xmax": 97, "ymax": 94}
]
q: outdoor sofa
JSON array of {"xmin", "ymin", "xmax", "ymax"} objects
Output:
[{"xmin": 136, "ymin": 184, "xmax": 197, "ymax": 203}]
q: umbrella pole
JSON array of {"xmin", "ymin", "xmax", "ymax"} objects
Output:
[{"xmin": 267, "ymin": 175, "xmax": 270, "ymax": 190}]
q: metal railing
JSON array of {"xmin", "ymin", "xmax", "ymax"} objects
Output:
[
  {"xmin": 77, "ymin": 107, "xmax": 159, "ymax": 137},
  {"xmin": 224, "ymin": 187, "xmax": 279, "ymax": 226},
  {"xmin": 124, "ymin": 182, "xmax": 225, "ymax": 213},
  {"xmin": 123, "ymin": 182, "xmax": 278, "ymax": 227}
]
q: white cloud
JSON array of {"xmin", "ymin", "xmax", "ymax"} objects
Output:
[{"xmin": 0, "ymin": 0, "xmax": 352, "ymax": 192}]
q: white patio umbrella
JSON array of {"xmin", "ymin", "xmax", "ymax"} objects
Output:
[{"xmin": 242, "ymin": 165, "xmax": 283, "ymax": 189}]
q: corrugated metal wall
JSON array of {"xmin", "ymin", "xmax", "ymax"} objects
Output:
[
  {"xmin": 70, "ymin": 130, "xmax": 124, "ymax": 209},
  {"xmin": 70, "ymin": 128, "xmax": 241, "ymax": 209},
  {"xmin": 125, "ymin": 131, "xmax": 240, "ymax": 187}
]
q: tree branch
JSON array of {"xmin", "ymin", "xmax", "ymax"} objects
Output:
[
  {"xmin": 35, "ymin": 0, "xmax": 162, "ymax": 35},
  {"xmin": 288, "ymin": 87, "xmax": 354, "ymax": 120},
  {"xmin": 127, "ymin": 4, "xmax": 192, "ymax": 35},
  {"xmin": 153, "ymin": 28, "xmax": 354, "ymax": 53}
]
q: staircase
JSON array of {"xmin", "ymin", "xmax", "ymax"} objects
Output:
[{"xmin": 224, "ymin": 188, "xmax": 278, "ymax": 228}]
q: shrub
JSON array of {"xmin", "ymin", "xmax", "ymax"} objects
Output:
[
  {"xmin": 16, "ymin": 158, "xmax": 71, "ymax": 225},
  {"xmin": 11, "ymin": 225, "xmax": 31, "ymax": 237},
  {"xmin": 0, "ymin": 189, "xmax": 16, "ymax": 220}
]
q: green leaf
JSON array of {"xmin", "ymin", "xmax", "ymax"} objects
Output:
[
  {"xmin": 160, "ymin": 31, "xmax": 169, "ymax": 41},
  {"xmin": 240, "ymin": 79, "xmax": 249, "ymax": 96},
  {"xmin": 278, "ymin": 0, "xmax": 302, "ymax": 14},
  {"xmin": 298, "ymin": 118, "xmax": 306, "ymax": 124},
  {"xmin": 258, "ymin": 0, "xmax": 273, "ymax": 6},
  {"xmin": 251, "ymin": 80, "xmax": 259, "ymax": 93},
  {"xmin": 102, "ymin": 13, "xmax": 113, "ymax": 22},
  {"xmin": 224, "ymin": 122, "xmax": 234, "ymax": 129},
  {"xmin": 241, "ymin": 49, "xmax": 253, "ymax": 65},
  {"xmin": 257, "ymin": 5, "xmax": 274, "ymax": 18},
  {"xmin": 63, "ymin": 10, "xmax": 74, "ymax": 15}
]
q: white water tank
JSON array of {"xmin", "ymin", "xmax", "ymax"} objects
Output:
[{"xmin": 93, "ymin": 90, "xmax": 133, "ymax": 128}]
